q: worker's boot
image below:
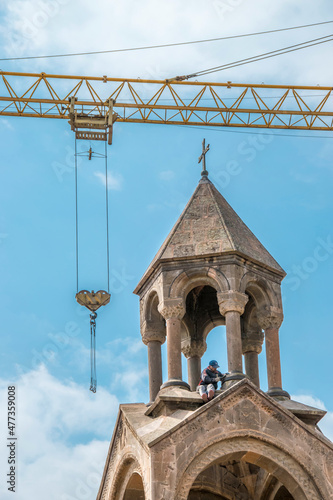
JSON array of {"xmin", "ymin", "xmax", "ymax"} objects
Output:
[
  {"xmin": 208, "ymin": 390, "xmax": 215, "ymax": 401},
  {"xmin": 201, "ymin": 393, "xmax": 208, "ymax": 403}
]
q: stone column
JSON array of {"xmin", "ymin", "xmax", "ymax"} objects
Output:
[
  {"xmin": 242, "ymin": 330, "xmax": 264, "ymax": 388},
  {"xmin": 258, "ymin": 307, "xmax": 290, "ymax": 399},
  {"xmin": 142, "ymin": 329, "xmax": 165, "ymax": 403},
  {"xmin": 182, "ymin": 339, "xmax": 207, "ymax": 391},
  {"xmin": 158, "ymin": 299, "xmax": 190, "ymax": 390},
  {"xmin": 218, "ymin": 291, "xmax": 248, "ymax": 381}
]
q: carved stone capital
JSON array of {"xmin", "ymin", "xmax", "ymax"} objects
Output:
[
  {"xmin": 158, "ymin": 299, "xmax": 185, "ymax": 320},
  {"xmin": 217, "ymin": 291, "xmax": 248, "ymax": 316},
  {"xmin": 257, "ymin": 306, "xmax": 283, "ymax": 330},
  {"xmin": 181, "ymin": 339, "xmax": 207, "ymax": 358},
  {"xmin": 141, "ymin": 329, "xmax": 166, "ymax": 345},
  {"xmin": 242, "ymin": 330, "xmax": 264, "ymax": 354}
]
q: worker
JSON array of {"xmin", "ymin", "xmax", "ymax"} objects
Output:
[{"xmin": 198, "ymin": 360, "xmax": 226, "ymax": 403}]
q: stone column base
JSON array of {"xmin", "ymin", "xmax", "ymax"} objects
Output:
[
  {"xmin": 266, "ymin": 386, "xmax": 290, "ymax": 400},
  {"xmin": 225, "ymin": 371, "xmax": 246, "ymax": 382},
  {"xmin": 160, "ymin": 379, "xmax": 191, "ymax": 391}
]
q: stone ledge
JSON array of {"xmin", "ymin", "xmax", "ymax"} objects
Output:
[
  {"xmin": 277, "ymin": 399, "xmax": 326, "ymax": 426},
  {"xmin": 145, "ymin": 386, "xmax": 203, "ymax": 418}
]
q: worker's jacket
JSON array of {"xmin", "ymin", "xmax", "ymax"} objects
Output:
[{"xmin": 199, "ymin": 367, "xmax": 224, "ymax": 389}]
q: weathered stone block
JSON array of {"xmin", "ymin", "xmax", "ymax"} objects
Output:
[
  {"xmin": 196, "ymin": 241, "xmax": 221, "ymax": 254},
  {"xmin": 173, "ymin": 244, "xmax": 196, "ymax": 257},
  {"xmin": 170, "ymin": 231, "xmax": 192, "ymax": 245}
]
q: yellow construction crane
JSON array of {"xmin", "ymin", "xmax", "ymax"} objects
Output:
[
  {"xmin": 0, "ymin": 71, "xmax": 332, "ymax": 144},
  {"xmin": 2, "ymin": 70, "xmax": 331, "ymax": 392}
]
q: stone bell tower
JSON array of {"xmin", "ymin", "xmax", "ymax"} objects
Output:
[
  {"xmin": 97, "ymin": 159, "xmax": 333, "ymax": 500},
  {"xmin": 135, "ymin": 167, "xmax": 289, "ymax": 401}
]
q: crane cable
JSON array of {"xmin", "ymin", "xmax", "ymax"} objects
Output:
[
  {"xmin": 0, "ymin": 20, "xmax": 332, "ymax": 61},
  {"xmin": 74, "ymin": 138, "xmax": 111, "ymax": 393},
  {"xmin": 181, "ymin": 33, "xmax": 333, "ymax": 79},
  {"xmin": 74, "ymin": 140, "xmax": 110, "ymax": 294},
  {"xmin": 74, "ymin": 138, "xmax": 79, "ymax": 293},
  {"xmin": 104, "ymin": 140, "xmax": 110, "ymax": 295},
  {"xmin": 90, "ymin": 312, "xmax": 97, "ymax": 393}
]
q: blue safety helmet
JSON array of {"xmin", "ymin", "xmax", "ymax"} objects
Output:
[{"xmin": 209, "ymin": 360, "xmax": 219, "ymax": 368}]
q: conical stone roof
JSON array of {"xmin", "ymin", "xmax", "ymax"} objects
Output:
[{"xmin": 139, "ymin": 176, "xmax": 285, "ymax": 285}]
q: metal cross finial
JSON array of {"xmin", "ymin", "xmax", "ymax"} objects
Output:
[{"xmin": 198, "ymin": 138, "xmax": 210, "ymax": 177}]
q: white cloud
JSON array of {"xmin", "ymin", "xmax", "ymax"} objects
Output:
[
  {"xmin": 114, "ymin": 367, "xmax": 148, "ymax": 402},
  {"xmin": 0, "ymin": 366, "xmax": 118, "ymax": 500},
  {"xmin": 70, "ymin": 336, "xmax": 145, "ymax": 370},
  {"xmin": 94, "ymin": 171, "xmax": 122, "ymax": 191},
  {"xmin": 290, "ymin": 170, "xmax": 316, "ymax": 184},
  {"xmin": 320, "ymin": 412, "xmax": 333, "ymax": 443},
  {"xmin": 159, "ymin": 170, "xmax": 175, "ymax": 181},
  {"xmin": 0, "ymin": 119, "xmax": 14, "ymax": 131},
  {"xmin": 291, "ymin": 394, "xmax": 326, "ymax": 410},
  {"xmin": 104, "ymin": 337, "xmax": 148, "ymax": 401},
  {"xmin": 106, "ymin": 336, "xmax": 144, "ymax": 356},
  {"xmin": 0, "ymin": 0, "xmax": 332, "ymax": 85},
  {"xmin": 0, "ymin": 0, "xmax": 331, "ymax": 148},
  {"xmin": 147, "ymin": 203, "xmax": 163, "ymax": 212},
  {"xmin": 67, "ymin": 335, "xmax": 148, "ymax": 402},
  {"xmin": 291, "ymin": 393, "xmax": 333, "ymax": 442}
]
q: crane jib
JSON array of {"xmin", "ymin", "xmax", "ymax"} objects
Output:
[{"xmin": 0, "ymin": 71, "xmax": 332, "ymax": 134}]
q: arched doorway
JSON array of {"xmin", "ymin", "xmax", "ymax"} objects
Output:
[
  {"xmin": 181, "ymin": 285, "xmax": 226, "ymax": 390},
  {"xmin": 175, "ymin": 437, "xmax": 322, "ymax": 500},
  {"xmin": 188, "ymin": 460, "xmax": 295, "ymax": 499},
  {"xmin": 123, "ymin": 472, "xmax": 145, "ymax": 500}
]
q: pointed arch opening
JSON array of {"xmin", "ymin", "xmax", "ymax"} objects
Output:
[
  {"xmin": 183, "ymin": 285, "xmax": 224, "ymax": 341},
  {"xmin": 180, "ymin": 285, "xmax": 227, "ymax": 390},
  {"xmin": 201, "ymin": 326, "xmax": 228, "ymax": 377},
  {"xmin": 123, "ymin": 472, "xmax": 145, "ymax": 500},
  {"xmin": 143, "ymin": 289, "xmax": 165, "ymax": 327}
]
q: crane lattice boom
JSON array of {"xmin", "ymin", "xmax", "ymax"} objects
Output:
[{"xmin": 1, "ymin": 71, "xmax": 332, "ymax": 132}]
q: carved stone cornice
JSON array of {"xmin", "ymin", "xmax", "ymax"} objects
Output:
[
  {"xmin": 242, "ymin": 330, "xmax": 264, "ymax": 354},
  {"xmin": 217, "ymin": 291, "xmax": 249, "ymax": 316},
  {"xmin": 181, "ymin": 339, "xmax": 207, "ymax": 358},
  {"xmin": 158, "ymin": 299, "xmax": 185, "ymax": 320},
  {"xmin": 257, "ymin": 306, "xmax": 283, "ymax": 330}
]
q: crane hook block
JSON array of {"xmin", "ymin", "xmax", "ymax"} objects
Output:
[{"xmin": 75, "ymin": 290, "xmax": 111, "ymax": 312}]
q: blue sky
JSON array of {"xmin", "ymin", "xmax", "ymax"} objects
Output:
[{"xmin": 0, "ymin": 1, "xmax": 333, "ymax": 499}]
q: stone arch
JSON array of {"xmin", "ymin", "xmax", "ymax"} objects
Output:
[
  {"xmin": 181, "ymin": 285, "xmax": 225, "ymax": 341},
  {"xmin": 123, "ymin": 472, "xmax": 145, "ymax": 500},
  {"xmin": 142, "ymin": 288, "xmax": 163, "ymax": 324},
  {"xmin": 239, "ymin": 272, "xmax": 279, "ymax": 310},
  {"xmin": 202, "ymin": 315, "xmax": 225, "ymax": 341},
  {"xmin": 109, "ymin": 454, "xmax": 147, "ymax": 500},
  {"xmin": 179, "ymin": 281, "xmax": 227, "ymax": 390},
  {"xmin": 169, "ymin": 267, "xmax": 230, "ymax": 301},
  {"xmin": 174, "ymin": 436, "xmax": 323, "ymax": 500},
  {"xmin": 242, "ymin": 296, "xmax": 260, "ymax": 330}
]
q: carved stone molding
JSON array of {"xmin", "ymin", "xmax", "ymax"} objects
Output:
[
  {"xmin": 242, "ymin": 330, "xmax": 264, "ymax": 354},
  {"xmin": 257, "ymin": 306, "xmax": 283, "ymax": 330},
  {"xmin": 182, "ymin": 339, "xmax": 207, "ymax": 358},
  {"xmin": 217, "ymin": 291, "xmax": 249, "ymax": 316},
  {"xmin": 158, "ymin": 299, "xmax": 186, "ymax": 320}
]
